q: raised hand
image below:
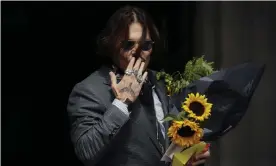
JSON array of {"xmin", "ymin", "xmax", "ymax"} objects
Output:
[{"xmin": 110, "ymin": 57, "xmax": 148, "ymax": 104}]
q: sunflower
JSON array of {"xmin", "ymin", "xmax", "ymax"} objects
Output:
[
  {"xmin": 182, "ymin": 93, "xmax": 212, "ymax": 121},
  {"xmin": 168, "ymin": 120, "xmax": 203, "ymax": 147}
]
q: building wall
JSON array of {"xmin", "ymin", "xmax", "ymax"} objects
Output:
[{"xmin": 193, "ymin": 2, "xmax": 276, "ymax": 166}]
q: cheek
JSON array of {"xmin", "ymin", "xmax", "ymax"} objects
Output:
[
  {"xmin": 120, "ymin": 49, "xmax": 132, "ymax": 61},
  {"xmin": 141, "ymin": 51, "xmax": 151, "ymax": 69},
  {"xmin": 117, "ymin": 49, "xmax": 133, "ymax": 70}
]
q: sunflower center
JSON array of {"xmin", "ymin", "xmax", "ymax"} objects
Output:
[
  {"xmin": 189, "ymin": 101, "xmax": 204, "ymax": 116},
  {"xmin": 177, "ymin": 126, "xmax": 195, "ymax": 137}
]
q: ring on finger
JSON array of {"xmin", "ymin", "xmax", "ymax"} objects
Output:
[
  {"xmin": 133, "ymin": 70, "xmax": 139, "ymax": 76},
  {"xmin": 136, "ymin": 74, "xmax": 143, "ymax": 83},
  {"xmin": 125, "ymin": 69, "xmax": 133, "ymax": 76}
]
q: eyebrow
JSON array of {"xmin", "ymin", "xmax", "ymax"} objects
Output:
[{"xmin": 128, "ymin": 35, "xmax": 151, "ymax": 41}]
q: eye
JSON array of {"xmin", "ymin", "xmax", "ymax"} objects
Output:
[
  {"xmin": 141, "ymin": 41, "xmax": 154, "ymax": 51},
  {"xmin": 121, "ymin": 41, "xmax": 135, "ymax": 50}
]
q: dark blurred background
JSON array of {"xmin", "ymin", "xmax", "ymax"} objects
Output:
[{"xmin": 2, "ymin": 1, "xmax": 276, "ymax": 166}]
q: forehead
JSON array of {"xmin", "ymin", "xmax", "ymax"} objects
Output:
[{"xmin": 128, "ymin": 22, "xmax": 151, "ymax": 40}]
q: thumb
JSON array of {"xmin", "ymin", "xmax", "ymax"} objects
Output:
[
  {"xmin": 109, "ymin": 72, "xmax": 119, "ymax": 97},
  {"xmin": 109, "ymin": 72, "xmax": 117, "ymax": 86}
]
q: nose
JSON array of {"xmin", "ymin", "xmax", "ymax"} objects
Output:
[
  {"xmin": 131, "ymin": 42, "xmax": 139, "ymax": 54},
  {"xmin": 131, "ymin": 43, "xmax": 139, "ymax": 52}
]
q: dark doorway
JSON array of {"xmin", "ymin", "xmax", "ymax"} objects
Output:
[{"xmin": 2, "ymin": 1, "xmax": 196, "ymax": 166}]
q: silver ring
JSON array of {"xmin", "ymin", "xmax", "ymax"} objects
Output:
[
  {"xmin": 136, "ymin": 74, "xmax": 143, "ymax": 83},
  {"xmin": 125, "ymin": 69, "xmax": 133, "ymax": 76},
  {"xmin": 133, "ymin": 70, "xmax": 139, "ymax": 76}
]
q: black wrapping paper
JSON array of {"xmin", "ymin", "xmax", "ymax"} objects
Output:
[{"xmin": 170, "ymin": 62, "xmax": 266, "ymax": 141}]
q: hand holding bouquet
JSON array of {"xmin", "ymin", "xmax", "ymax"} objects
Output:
[{"xmin": 161, "ymin": 93, "xmax": 212, "ymax": 166}]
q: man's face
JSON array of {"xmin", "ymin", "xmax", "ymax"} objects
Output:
[{"xmin": 117, "ymin": 22, "xmax": 153, "ymax": 71}]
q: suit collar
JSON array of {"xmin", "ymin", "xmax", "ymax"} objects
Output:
[
  {"xmin": 100, "ymin": 65, "xmax": 124, "ymax": 85},
  {"xmin": 148, "ymin": 70, "xmax": 169, "ymax": 115}
]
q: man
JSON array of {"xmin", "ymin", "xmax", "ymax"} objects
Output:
[{"xmin": 67, "ymin": 5, "xmax": 210, "ymax": 166}]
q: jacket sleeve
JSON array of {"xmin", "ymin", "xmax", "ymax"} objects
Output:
[{"xmin": 67, "ymin": 82, "xmax": 130, "ymax": 165}]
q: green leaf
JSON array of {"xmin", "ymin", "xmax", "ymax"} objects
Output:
[
  {"xmin": 156, "ymin": 55, "xmax": 215, "ymax": 97},
  {"xmin": 177, "ymin": 111, "xmax": 187, "ymax": 120},
  {"xmin": 156, "ymin": 72, "xmax": 161, "ymax": 80},
  {"xmin": 162, "ymin": 114, "xmax": 178, "ymax": 122}
]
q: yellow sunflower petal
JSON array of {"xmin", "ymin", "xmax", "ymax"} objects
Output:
[
  {"xmin": 183, "ymin": 101, "xmax": 189, "ymax": 105},
  {"xmin": 182, "ymin": 105, "xmax": 189, "ymax": 111},
  {"xmin": 181, "ymin": 93, "xmax": 213, "ymax": 121},
  {"xmin": 168, "ymin": 120, "xmax": 203, "ymax": 147}
]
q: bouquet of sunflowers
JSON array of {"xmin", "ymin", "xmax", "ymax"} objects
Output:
[
  {"xmin": 158, "ymin": 56, "xmax": 265, "ymax": 165},
  {"xmin": 159, "ymin": 56, "xmax": 214, "ymax": 165},
  {"xmin": 167, "ymin": 92, "xmax": 212, "ymax": 146},
  {"xmin": 164, "ymin": 93, "xmax": 212, "ymax": 166}
]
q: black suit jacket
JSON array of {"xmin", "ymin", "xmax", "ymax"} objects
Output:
[{"xmin": 67, "ymin": 66, "xmax": 179, "ymax": 166}]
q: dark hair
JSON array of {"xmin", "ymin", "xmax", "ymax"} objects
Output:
[{"xmin": 97, "ymin": 5, "xmax": 160, "ymax": 65}]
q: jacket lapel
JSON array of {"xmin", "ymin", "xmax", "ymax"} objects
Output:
[
  {"xmin": 148, "ymin": 70, "xmax": 169, "ymax": 115},
  {"xmin": 147, "ymin": 70, "xmax": 171, "ymax": 151},
  {"xmin": 130, "ymin": 99, "xmax": 164, "ymax": 155},
  {"xmin": 100, "ymin": 66, "xmax": 123, "ymax": 85}
]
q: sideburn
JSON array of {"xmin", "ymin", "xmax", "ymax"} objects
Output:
[{"xmin": 111, "ymin": 24, "xmax": 129, "ymax": 71}]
